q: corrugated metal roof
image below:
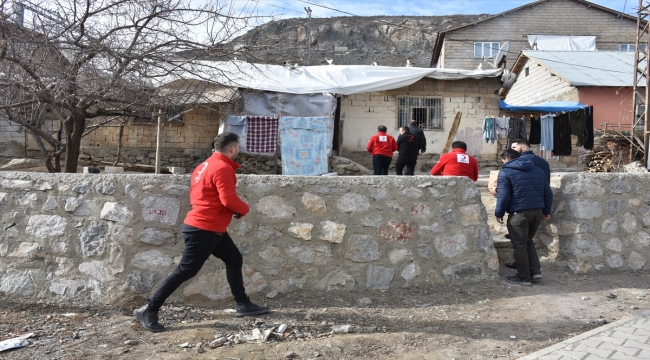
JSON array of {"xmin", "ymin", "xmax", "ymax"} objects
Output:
[{"xmin": 522, "ymin": 50, "xmax": 646, "ymax": 87}]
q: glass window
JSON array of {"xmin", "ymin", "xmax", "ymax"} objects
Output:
[
  {"xmin": 474, "ymin": 42, "xmax": 500, "ymax": 58},
  {"xmin": 620, "ymin": 44, "xmax": 647, "ymax": 52},
  {"xmin": 396, "ymin": 96, "xmax": 443, "ymax": 130}
]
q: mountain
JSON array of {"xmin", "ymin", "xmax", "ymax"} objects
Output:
[{"xmin": 226, "ymin": 15, "xmax": 488, "ymax": 67}]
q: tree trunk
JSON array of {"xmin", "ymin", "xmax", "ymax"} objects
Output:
[
  {"xmin": 64, "ymin": 116, "xmax": 86, "ymax": 173},
  {"xmin": 113, "ymin": 122, "xmax": 126, "ymax": 166}
]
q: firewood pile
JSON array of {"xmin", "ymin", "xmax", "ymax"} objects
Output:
[{"xmin": 583, "ymin": 130, "xmax": 644, "ymax": 172}]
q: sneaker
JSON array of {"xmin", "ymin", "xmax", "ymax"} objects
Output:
[
  {"xmin": 505, "ymin": 275, "xmax": 532, "ymax": 286},
  {"xmin": 505, "ymin": 262, "xmax": 517, "ymax": 269},
  {"xmin": 235, "ymin": 298, "xmax": 269, "ymax": 317},
  {"xmin": 532, "ymin": 273, "xmax": 542, "ymax": 280},
  {"xmin": 134, "ymin": 304, "xmax": 166, "ymax": 333}
]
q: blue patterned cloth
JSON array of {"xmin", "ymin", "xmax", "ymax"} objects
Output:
[{"xmin": 279, "ymin": 117, "xmax": 330, "ymax": 175}]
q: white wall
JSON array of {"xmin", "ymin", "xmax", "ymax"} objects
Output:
[
  {"xmin": 505, "ymin": 58, "xmax": 578, "ymax": 105},
  {"xmin": 340, "ymin": 77, "xmax": 502, "ymax": 160}
]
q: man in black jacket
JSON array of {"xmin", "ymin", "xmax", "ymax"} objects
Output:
[
  {"xmin": 395, "ymin": 126, "xmax": 419, "ymax": 175},
  {"xmin": 408, "ymin": 120, "xmax": 427, "ymax": 155},
  {"xmin": 496, "ymin": 149, "xmax": 553, "ymax": 286}
]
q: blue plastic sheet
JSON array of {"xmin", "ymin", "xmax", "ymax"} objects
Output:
[{"xmin": 499, "ymin": 99, "xmax": 586, "ymax": 113}]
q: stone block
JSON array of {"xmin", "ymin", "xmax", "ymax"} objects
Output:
[
  {"xmin": 104, "ymin": 166, "xmax": 125, "ymax": 174},
  {"xmin": 434, "ymin": 234, "xmax": 468, "ymax": 258},
  {"xmin": 79, "ymin": 260, "xmax": 112, "ymax": 282},
  {"xmin": 26, "ymin": 215, "xmax": 67, "ymax": 238},
  {"xmin": 287, "ymin": 222, "xmax": 314, "ymax": 240},
  {"xmin": 256, "ymin": 196, "xmax": 296, "ymax": 219},
  {"xmin": 77, "ymin": 221, "xmax": 107, "ymax": 257},
  {"xmin": 336, "ymin": 193, "xmax": 370, "ymax": 213},
  {"xmin": 319, "ymin": 221, "xmax": 346, "ymax": 243},
  {"xmin": 0, "ymin": 268, "xmax": 44, "ymax": 296},
  {"xmin": 627, "ymin": 251, "xmax": 647, "ymax": 270},
  {"xmin": 141, "ymin": 196, "xmax": 180, "ymax": 225},
  {"xmin": 379, "ymin": 220, "xmax": 418, "ymax": 243},
  {"xmin": 401, "ymin": 262, "xmax": 421, "ymax": 281},
  {"xmin": 345, "ymin": 234, "xmax": 381, "ymax": 262},
  {"xmin": 301, "ymin": 192, "xmax": 327, "ymax": 213},
  {"xmin": 366, "ymin": 265, "xmax": 394, "ymax": 290},
  {"xmin": 100, "ymin": 202, "xmax": 133, "ymax": 222},
  {"xmin": 140, "ymin": 228, "xmax": 176, "ymax": 246},
  {"xmin": 569, "ymin": 199, "xmax": 603, "ymax": 220},
  {"xmin": 389, "ymin": 249, "xmax": 413, "ymax": 264},
  {"xmin": 286, "ymin": 245, "xmax": 332, "ymax": 265},
  {"xmin": 317, "ymin": 270, "xmax": 355, "ymax": 291},
  {"xmin": 132, "ymin": 250, "xmax": 173, "ymax": 269}
]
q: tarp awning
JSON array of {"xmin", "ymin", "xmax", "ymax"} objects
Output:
[
  {"xmin": 170, "ymin": 61, "xmax": 503, "ymax": 95},
  {"xmin": 499, "ymin": 99, "xmax": 587, "ymax": 112}
]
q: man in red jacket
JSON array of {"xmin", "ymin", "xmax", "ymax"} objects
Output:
[
  {"xmin": 367, "ymin": 125, "xmax": 398, "ymax": 175},
  {"xmin": 134, "ymin": 132, "xmax": 268, "ymax": 333},
  {"xmin": 430, "ymin": 141, "xmax": 479, "ymax": 181}
]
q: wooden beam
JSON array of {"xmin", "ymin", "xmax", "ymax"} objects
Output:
[{"xmin": 442, "ymin": 112, "xmax": 463, "ymax": 154}]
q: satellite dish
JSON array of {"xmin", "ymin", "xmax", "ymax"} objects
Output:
[
  {"xmin": 326, "ymin": 59, "xmax": 333, "ymax": 65},
  {"xmin": 487, "ymin": 41, "xmax": 510, "ymax": 69},
  {"xmin": 406, "ymin": 59, "xmax": 412, "ymax": 67},
  {"xmin": 371, "ymin": 62, "xmax": 377, "ymax": 66}
]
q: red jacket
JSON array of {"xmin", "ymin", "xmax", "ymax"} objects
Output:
[
  {"xmin": 184, "ymin": 152, "xmax": 250, "ymax": 232},
  {"xmin": 367, "ymin": 132, "xmax": 398, "ymax": 158},
  {"xmin": 430, "ymin": 148, "xmax": 479, "ymax": 181}
]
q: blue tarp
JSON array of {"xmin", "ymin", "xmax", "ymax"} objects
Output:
[{"xmin": 499, "ymin": 99, "xmax": 586, "ymax": 113}]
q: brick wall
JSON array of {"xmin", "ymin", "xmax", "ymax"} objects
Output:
[
  {"xmin": 504, "ymin": 58, "xmax": 579, "ymax": 105},
  {"xmin": 82, "ymin": 107, "xmax": 220, "ymax": 153},
  {"xmin": 340, "ymin": 77, "xmax": 503, "ymax": 161},
  {"xmin": 439, "ymin": 0, "xmax": 641, "ymax": 70}
]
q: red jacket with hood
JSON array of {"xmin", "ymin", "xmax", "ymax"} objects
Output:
[
  {"xmin": 430, "ymin": 148, "xmax": 479, "ymax": 181},
  {"xmin": 184, "ymin": 152, "xmax": 250, "ymax": 232}
]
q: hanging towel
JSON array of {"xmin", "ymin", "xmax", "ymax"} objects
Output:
[
  {"xmin": 482, "ymin": 117, "xmax": 496, "ymax": 144},
  {"xmin": 584, "ymin": 106, "xmax": 594, "ymax": 150},
  {"xmin": 495, "ymin": 117, "xmax": 509, "ymax": 138},
  {"xmin": 228, "ymin": 115, "xmax": 247, "ymax": 125},
  {"xmin": 246, "ymin": 116, "xmax": 279, "ymax": 153},
  {"xmin": 279, "ymin": 116, "xmax": 330, "ymax": 176},
  {"xmin": 529, "ymin": 115, "xmax": 541, "ymax": 145},
  {"xmin": 540, "ymin": 114, "xmax": 555, "ymax": 151}
]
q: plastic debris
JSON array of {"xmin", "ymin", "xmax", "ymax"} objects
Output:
[{"xmin": 0, "ymin": 333, "xmax": 34, "ymax": 353}]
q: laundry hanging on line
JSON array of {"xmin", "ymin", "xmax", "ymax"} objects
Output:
[
  {"xmin": 246, "ymin": 116, "xmax": 279, "ymax": 153},
  {"xmin": 540, "ymin": 113, "xmax": 555, "ymax": 151},
  {"xmin": 507, "ymin": 116, "xmax": 527, "ymax": 147},
  {"xmin": 279, "ymin": 116, "xmax": 330, "ymax": 176}
]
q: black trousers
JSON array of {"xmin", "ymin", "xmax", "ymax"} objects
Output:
[
  {"xmin": 395, "ymin": 158, "xmax": 416, "ymax": 175},
  {"xmin": 148, "ymin": 224, "xmax": 247, "ymax": 310},
  {"xmin": 506, "ymin": 209, "xmax": 542, "ymax": 281},
  {"xmin": 372, "ymin": 155, "xmax": 392, "ymax": 175}
]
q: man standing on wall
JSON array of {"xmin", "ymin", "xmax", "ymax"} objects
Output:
[
  {"xmin": 395, "ymin": 126, "xmax": 420, "ymax": 175},
  {"xmin": 495, "ymin": 149, "xmax": 553, "ymax": 286},
  {"xmin": 430, "ymin": 141, "xmax": 479, "ymax": 181},
  {"xmin": 367, "ymin": 125, "xmax": 398, "ymax": 175},
  {"xmin": 134, "ymin": 132, "xmax": 269, "ymax": 333}
]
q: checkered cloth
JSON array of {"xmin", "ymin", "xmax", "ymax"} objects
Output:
[{"xmin": 246, "ymin": 116, "xmax": 279, "ymax": 153}]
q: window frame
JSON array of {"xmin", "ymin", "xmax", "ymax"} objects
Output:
[
  {"xmin": 473, "ymin": 41, "xmax": 500, "ymax": 59},
  {"xmin": 396, "ymin": 96, "xmax": 444, "ymax": 131}
]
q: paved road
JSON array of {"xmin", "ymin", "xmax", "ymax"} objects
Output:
[{"xmin": 519, "ymin": 311, "xmax": 650, "ymax": 359}]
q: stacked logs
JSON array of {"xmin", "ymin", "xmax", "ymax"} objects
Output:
[{"xmin": 583, "ymin": 130, "xmax": 644, "ymax": 172}]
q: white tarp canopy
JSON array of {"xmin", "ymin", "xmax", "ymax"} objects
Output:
[
  {"xmin": 175, "ymin": 61, "xmax": 503, "ymax": 95},
  {"xmin": 527, "ymin": 35, "xmax": 597, "ymax": 51}
]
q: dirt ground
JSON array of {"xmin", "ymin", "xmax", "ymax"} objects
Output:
[{"xmin": 1, "ymin": 265, "xmax": 648, "ymax": 360}]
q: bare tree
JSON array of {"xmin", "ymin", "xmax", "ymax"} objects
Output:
[{"xmin": 0, "ymin": 0, "xmax": 260, "ymax": 172}]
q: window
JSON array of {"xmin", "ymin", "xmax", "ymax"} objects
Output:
[
  {"xmin": 474, "ymin": 42, "xmax": 500, "ymax": 58},
  {"xmin": 620, "ymin": 44, "xmax": 647, "ymax": 52},
  {"xmin": 525, "ymin": 67, "xmax": 529, "ymax": 76},
  {"xmin": 397, "ymin": 96, "xmax": 443, "ymax": 130}
]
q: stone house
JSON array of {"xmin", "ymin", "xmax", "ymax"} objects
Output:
[
  {"xmin": 501, "ymin": 50, "xmax": 642, "ymax": 130},
  {"xmin": 430, "ymin": 0, "xmax": 640, "ymax": 70}
]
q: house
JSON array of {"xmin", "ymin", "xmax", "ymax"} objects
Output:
[
  {"xmin": 430, "ymin": 0, "xmax": 640, "ymax": 70},
  {"xmin": 500, "ymin": 50, "xmax": 643, "ymax": 130},
  {"xmin": 80, "ymin": 79, "xmax": 238, "ymax": 168}
]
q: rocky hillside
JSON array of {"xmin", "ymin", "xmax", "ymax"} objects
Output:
[{"xmin": 226, "ymin": 15, "xmax": 487, "ymax": 67}]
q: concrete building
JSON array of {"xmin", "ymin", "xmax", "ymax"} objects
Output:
[
  {"xmin": 500, "ymin": 51, "xmax": 643, "ymax": 130},
  {"xmin": 430, "ymin": 0, "xmax": 640, "ymax": 70},
  {"xmin": 340, "ymin": 76, "xmax": 503, "ymax": 162}
]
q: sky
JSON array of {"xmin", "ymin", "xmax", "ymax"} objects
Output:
[{"xmin": 240, "ymin": 0, "xmax": 633, "ymax": 20}]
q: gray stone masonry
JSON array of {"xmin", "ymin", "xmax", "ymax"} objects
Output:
[
  {"xmin": 0, "ymin": 172, "xmax": 498, "ymax": 304},
  {"xmin": 536, "ymin": 173, "xmax": 650, "ymax": 273},
  {"xmin": 518, "ymin": 311, "xmax": 650, "ymax": 360}
]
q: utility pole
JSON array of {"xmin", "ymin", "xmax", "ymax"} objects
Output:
[
  {"xmin": 304, "ymin": 7, "xmax": 312, "ymax": 66},
  {"xmin": 631, "ymin": 0, "xmax": 650, "ymax": 168}
]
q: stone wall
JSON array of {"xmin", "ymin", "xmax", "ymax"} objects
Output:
[
  {"xmin": 0, "ymin": 172, "xmax": 497, "ymax": 305},
  {"xmin": 536, "ymin": 173, "xmax": 650, "ymax": 273}
]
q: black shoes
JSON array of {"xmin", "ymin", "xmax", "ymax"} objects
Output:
[
  {"xmin": 505, "ymin": 275, "xmax": 532, "ymax": 286},
  {"xmin": 235, "ymin": 298, "xmax": 269, "ymax": 317},
  {"xmin": 505, "ymin": 262, "xmax": 517, "ymax": 269},
  {"xmin": 134, "ymin": 304, "xmax": 166, "ymax": 333}
]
